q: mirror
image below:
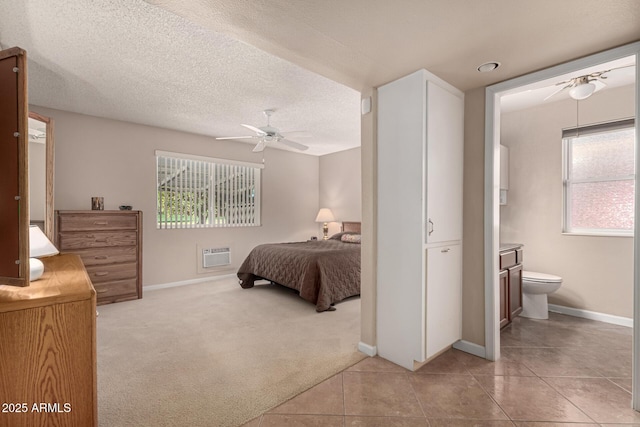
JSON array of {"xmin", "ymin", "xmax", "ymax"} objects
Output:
[{"xmin": 28, "ymin": 112, "xmax": 54, "ymax": 242}]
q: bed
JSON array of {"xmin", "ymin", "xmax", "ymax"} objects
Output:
[{"xmin": 237, "ymin": 222, "xmax": 361, "ymax": 312}]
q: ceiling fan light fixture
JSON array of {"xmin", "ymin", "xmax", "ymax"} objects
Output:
[
  {"xmin": 569, "ymin": 82, "xmax": 596, "ymax": 100},
  {"xmin": 477, "ymin": 61, "xmax": 501, "ymax": 73},
  {"xmin": 217, "ymin": 109, "xmax": 311, "ymax": 152}
]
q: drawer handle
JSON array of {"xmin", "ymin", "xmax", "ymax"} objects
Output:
[
  {"xmin": 94, "ymin": 221, "xmax": 109, "ymax": 225},
  {"xmin": 96, "ymin": 289, "xmax": 108, "ymax": 294},
  {"xmin": 441, "ymin": 248, "xmax": 450, "ymax": 253},
  {"xmin": 94, "ymin": 255, "xmax": 108, "ymax": 260},
  {"xmin": 94, "ymin": 272, "xmax": 109, "ymax": 277}
]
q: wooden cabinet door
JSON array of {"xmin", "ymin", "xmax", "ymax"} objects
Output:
[
  {"xmin": 509, "ymin": 264, "xmax": 523, "ymax": 319},
  {"xmin": 499, "ymin": 269, "xmax": 509, "ymax": 328}
]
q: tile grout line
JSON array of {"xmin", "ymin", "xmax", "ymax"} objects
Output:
[
  {"xmin": 537, "ymin": 373, "xmax": 599, "ymax": 424},
  {"xmin": 492, "ymin": 333, "xmax": 599, "ymax": 423},
  {"xmin": 500, "ymin": 329, "xmax": 602, "ymax": 424},
  {"xmin": 405, "ymin": 371, "xmax": 429, "ymax": 420},
  {"xmin": 468, "ymin": 370, "xmax": 516, "ymax": 423},
  {"xmin": 604, "ymin": 376, "xmax": 633, "ymax": 394}
]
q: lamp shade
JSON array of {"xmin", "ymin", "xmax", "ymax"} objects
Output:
[
  {"xmin": 569, "ymin": 82, "xmax": 596, "ymax": 100},
  {"xmin": 315, "ymin": 208, "xmax": 335, "ymax": 223},
  {"xmin": 29, "ymin": 225, "xmax": 59, "ymax": 258}
]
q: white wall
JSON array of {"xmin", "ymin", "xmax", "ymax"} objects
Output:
[
  {"xmin": 319, "ymin": 147, "xmax": 362, "ymax": 236},
  {"xmin": 34, "ymin": 106, "xmax": 320, "ymax": 286},
  {"xmin": 500, "ymin": 84, "xmax": 635, "ymax": 318}
]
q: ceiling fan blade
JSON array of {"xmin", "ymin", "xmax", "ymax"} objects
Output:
[
  {"xmin": 279, "ymin": 139, "xmax": 309, "ymax": 151},
  {"xmin": 252, "ymin": 141, "xmax": 266, "ymax": 152},
  {"xmin": 241, "ymin": 124, "xmax": 266, "ymax": 135},
  {"xmin": 216, "ymin": 136, "xmax": 255, "ymax": 140},
  {"xmin": 593, "ymin": 80, "xmax": 607, "ymax": 91},
  {"xmin": 543, "ymin": 84, "xmax": 572, "ymax": 101},
  {"xmin": 280, "ymin": 130, "xmax": 312, "ymax": 138}
]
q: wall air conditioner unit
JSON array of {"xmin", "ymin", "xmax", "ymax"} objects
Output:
[{"xmin": 202, "ymin": 247, "xmax": 231, "ymax": 268}]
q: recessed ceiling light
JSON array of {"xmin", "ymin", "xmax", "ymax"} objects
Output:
[{"xmin": 477, "ymin": 61, "xmax": 501, "ymax": 73}]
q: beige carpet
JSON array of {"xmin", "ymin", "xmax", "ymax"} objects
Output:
[{"xmin": 96, "ymin": 277, "xmax": 364, "ymax": 427}]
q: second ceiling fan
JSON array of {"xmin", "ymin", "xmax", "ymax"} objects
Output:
[
  {"xmin": 216, "ymin": 109, "xmax": 310, "ymax": 152},
  {"xmin": 544, "ymin": 64, "xmax": 634, "ymax": 101}
]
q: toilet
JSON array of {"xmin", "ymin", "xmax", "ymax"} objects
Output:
[{"xmin": 521, "ymin": 271, "xmax": 563, "ymax": 319}]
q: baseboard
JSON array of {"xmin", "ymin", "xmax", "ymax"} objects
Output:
[
  {"xmin": 145, "ymin": 274, "xmax": 237, "ymax": 292},
  {"xmin": 358, "ymin": 341, "xmax": 377, "ymax": 357},
  {"xmin": 452, "ymin": 340, "xmax": 486, "ymax": 358},
  {"xmin": 548, "ymin": 304, "xmax": 633, "ymax": 328}
]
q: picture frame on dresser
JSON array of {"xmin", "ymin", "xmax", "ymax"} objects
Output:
[{"xmin": 55, "ymin": 210, "xmax": 142, "ymax": 305}]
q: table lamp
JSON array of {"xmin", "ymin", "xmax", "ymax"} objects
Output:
[
  {"xmin": 315, "ymin": 208, "xmax": 335, "ymax": 240},
  {"xmin": 29, "ymin": 225, "xmax": 59, "ymax": 281}
]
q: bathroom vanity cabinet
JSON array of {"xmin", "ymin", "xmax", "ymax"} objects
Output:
[{"xmin": 499, "ymin": 244, "xmax": 523, "ymax": 328}]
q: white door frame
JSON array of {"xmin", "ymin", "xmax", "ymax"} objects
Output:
[{"xmin": 484, "ymin": 41, "xmax": 640, "ymax": 409}]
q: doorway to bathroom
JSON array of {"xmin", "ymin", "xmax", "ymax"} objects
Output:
[{"xmin": 484, "ymin": 43, "xmax": 640, "ymax": 410}]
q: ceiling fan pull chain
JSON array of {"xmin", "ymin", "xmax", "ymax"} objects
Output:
[{"xmin": 576, "ymin": 98, "xmax": 580, "ymax": 138}]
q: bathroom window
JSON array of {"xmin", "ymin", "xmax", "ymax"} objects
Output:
[
  {"xmin": 562, "ymin": 119, "xmax": 635, "ymax": 236},
  {"xmin": 156, "ymin": 150, "xmax": 262, "ymax": 229}
]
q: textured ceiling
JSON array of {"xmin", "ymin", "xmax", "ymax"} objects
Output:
[
  {"xmin": 0, "ymin": 0, "xmax": 361, "ymax": 156},
  {"xmin": 1, "ymin": 1, "xmax": 639, "ymax": 156},
  {"xmin": 147, "ymin": 0, "xmax": 640, "ymax": 91}
]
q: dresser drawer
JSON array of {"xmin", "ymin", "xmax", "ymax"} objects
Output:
[
  {"xmin": 93, "ymin": 279, "xmax": 138, "ymax": 301},
  {"xmin": 58, "ymin": 213, "xmax": 138, "ymax": 232},
  {"xmin": 58, "ymin": 231, "xmax": 138, "ymax": 250},
  {"xmin": 516, "ymin": 248, "xmax": 523, "ymax": 264},
  {"xmin": 85, "ymin": 262, "xmax": 137, "ymax": 284},
  {"xmin": 72, "ymin": 246, "xmax": 138, "ymax": 267},
  {"xmin": 499, "ymin": 250, "xmax": 517, "ymax": 270}
]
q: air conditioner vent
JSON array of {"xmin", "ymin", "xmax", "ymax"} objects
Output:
[{"xmin": 203, "ymin": 247, "xmax": 231, "ymax": 268}]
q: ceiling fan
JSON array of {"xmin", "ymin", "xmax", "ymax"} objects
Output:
[
  {"xmin": 216, "ymin": 109, "xmax": 310, "ymax": 152},
  {"xmin": 544, "ymin": 65, "xmax": 633, "ymax": 101}
]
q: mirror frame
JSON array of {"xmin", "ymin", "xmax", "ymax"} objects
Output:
[
  {"xmin": 28, "ymin": 111, "xmax": 54, "ymax": 242},
  {"xmin": 0, "ymin": 47, "xmax": 29, "ymax": 286}
]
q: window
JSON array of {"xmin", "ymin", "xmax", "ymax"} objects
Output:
[
  {"xmin": 563, "ymin": 119, "xmax": 635, "ymax": 236},
  {"xmin": 156, "ymin": 150, "xmax": 262, "ymax": 229}
]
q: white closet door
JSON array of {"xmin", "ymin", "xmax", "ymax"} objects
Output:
[
  {"xmin": 425, "ymin": 81, "xmax": 464, "ymax": 244},
  {"xmin": 426, "ymin": 243, "xmax": 462, "ymax": 358}
]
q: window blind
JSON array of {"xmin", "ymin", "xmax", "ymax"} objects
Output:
[
  {"xmin": 156, "ymin": 151, "xmax": 262, "ymax": 229},
  {"xmin": 562, "ymin": 118, "xmax": 635, "ymax": 138}
]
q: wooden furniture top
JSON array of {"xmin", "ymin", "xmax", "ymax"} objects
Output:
[
  {"xmin": 58, "ymin": 210, "xmax": 139, "ymax": 214},
  {"xmin": 0, "ymin": 254, "xmax": 95, "ymax": 312},
  {"xmin": 499, "ymin": 243, "xmax": 523, "ymax": 253}
]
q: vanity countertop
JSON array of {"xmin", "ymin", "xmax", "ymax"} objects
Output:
[{"xmin": 500, "ymin": 243, "xmax": 523, "ymax": 253}]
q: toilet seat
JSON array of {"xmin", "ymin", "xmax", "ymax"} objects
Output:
[
  {"xmin": 521, "ymin": 271, "xmax": 563, "ymax": 320},
  {"xmin": 523, "ymin": 271, "xmax": 562, "ymax": 283}
]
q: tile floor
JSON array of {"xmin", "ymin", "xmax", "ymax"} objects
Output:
[{"xmin": 242, "ymin": 313, "xmax": 637, "ymax": 426}]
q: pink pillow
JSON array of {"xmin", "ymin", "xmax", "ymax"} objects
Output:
[{"xmin": 341, "ymin": 233, "xmax": 361, "ymax": 244}]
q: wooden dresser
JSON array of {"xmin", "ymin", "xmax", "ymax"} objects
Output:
[
  {"xmin": 0, "ymin": 254, "xmax": 97, "ymax": 427},
  {"xmin": 55, "ymin": 210, "xmax": 142, "ymax": 305}
]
